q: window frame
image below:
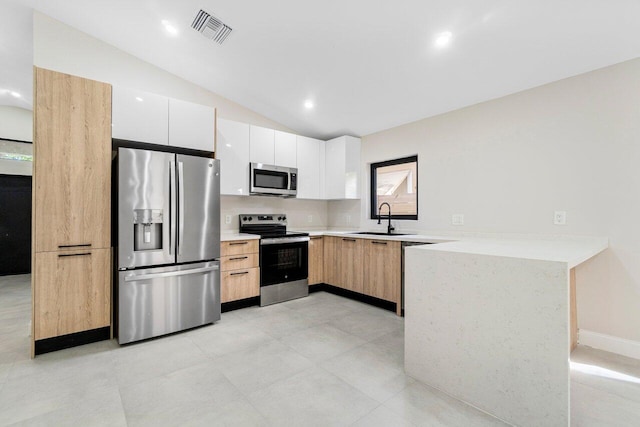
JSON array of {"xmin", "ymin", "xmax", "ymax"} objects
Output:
[{"xmin": 370, "ymin": 155, "xmax": 418, "ymax": 221}]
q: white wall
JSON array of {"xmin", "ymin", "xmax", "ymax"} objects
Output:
[
  {"xmin": 359, "ymin": 57, "xmax": 640, "ymax": 343},
  {"xmin": 0, "ymin": 106, "xmax": 33, "ymax": 175},
  {"xmin": 0, "ymin": 106, "xmax": 32, "ymax": 142}
]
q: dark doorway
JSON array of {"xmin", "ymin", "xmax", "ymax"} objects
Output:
[{"xmin": 0, "ymin": 174, "xmax": 32, "ymax": 275}]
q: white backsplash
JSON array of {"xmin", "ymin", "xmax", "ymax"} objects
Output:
[
  {"xmin": 327, "ymin": 199, "xmax": 361, "ymax": 230},
  {"xmin": 221, "ymin": 195, "xmax": 330, "ymax": 232}
]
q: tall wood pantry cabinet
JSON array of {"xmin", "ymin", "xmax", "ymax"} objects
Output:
[{"xmin": 32, "ymin": 67, "xmax": 112, "ymax": 356}]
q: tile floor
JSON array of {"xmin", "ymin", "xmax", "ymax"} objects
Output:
[{"xmin": 1, "ymin": 274, "xmax": 639, "ymax": 426}]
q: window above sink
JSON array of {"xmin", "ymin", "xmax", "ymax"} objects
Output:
[{"xmin": 370, "ymin": 155, "xmax": 418, "ymax": 220}]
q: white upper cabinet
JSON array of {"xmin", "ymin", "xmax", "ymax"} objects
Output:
[
  {"xmin": 324, "ymin": 136, "xmax": 361, "ymax": 199},
  {"xmin": 296, "ymin": 136, "xmax": 322, "ymax": 199},
  {"xmin": 249, "ymin": 125, "xmax": 275, "ymax": 164},
  {"xmin": 112, "ymin": 86, "xmax": 169, "ymax": 145},
  {"xmin": 168, "ymin": 98, "xmax": 215, "ymax": 151},
  {"xmin": 275, "ymin": 130, "xmax": 297, "ymax": 168},
  {"xmin": 217, "ymin": 118, "xmax": 251, "ymax": 196}
]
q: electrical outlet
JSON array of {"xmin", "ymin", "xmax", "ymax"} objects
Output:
[
  {"xmin": 225, "ymin": 215, "xmax": 232, "ymax": 224},
  {"xmin": 452, "ymin": 214, "xmax": 464, "ymax": 226},
  {"xmin": 346, "ymin": 214, "xmax": 351, "ymax": 224},
  {"xmin": 554, "ymin": 211, "xmax": 567, "ymax": 225},
  {"xmin": 308, "ymin": 215, "xmax": 313, "ymax": 223}
]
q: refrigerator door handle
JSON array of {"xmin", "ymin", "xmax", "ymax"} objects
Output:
[
  {"xmin": 169, "ymin": 161, "xmax": 177, "ymax": 256},
  {"xmin": 123, "ymin": 265, "xmax": 220, "ymax": 282},
  {"xmin": 178, "ymin": 161, "xmax": 185, "ymax": 256}
]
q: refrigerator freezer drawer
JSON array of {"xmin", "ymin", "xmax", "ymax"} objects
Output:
[{"xmin": 118, "ymin": 261, "xmax": 220, "ymax": 344}]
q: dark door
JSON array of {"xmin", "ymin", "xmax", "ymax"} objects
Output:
[{"xmin": 0, "ymin": 174, "xmax": 32, "ymax": 275}]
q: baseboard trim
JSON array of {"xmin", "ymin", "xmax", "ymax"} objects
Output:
[
  {"xmin": 34, "ymin": 326, "xmax": 111, "ymax": 356},
  {"xmin": 579, "ymin": 329, "xmax": 640, "ymax": 360}
]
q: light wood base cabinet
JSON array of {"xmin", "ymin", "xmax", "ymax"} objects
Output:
[
  {"xmin": 34, "ymin": 249, "xmax": 111, "ymax": 340},
  {"xmin": 323, "ymin": 236, "xmax": 340, "ymax": 286},
  {"xmin": 221, "ymin": 268, "xmax": 260, "ymax": 303},
  {"xmin": 363, "ymin": 240, "xmax": 401, "ymax": 303},
  {"xmin": 322, "ymin": 235, "xmax": 402, "ymax": 315},
  {"xmin": 339, "ymin": 238, "xmax": 364, "ymax": 293},
  {"xmin": 221, "ymin": 239, "xmax": 260, "ymax": 303},
  {"xmin": 308, "ymin": 236, "xmax": 324, "ymax": 285}
]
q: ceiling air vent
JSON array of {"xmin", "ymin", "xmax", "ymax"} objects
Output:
[{"xmin": 191, "ymin": 9, "xmax": 232, "ymax": 44}]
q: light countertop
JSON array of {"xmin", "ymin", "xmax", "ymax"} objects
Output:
[
  {"xmin": 224, "ymin": 229, "xmax": 608, "ymax": 267},
  {"xmin": 406, "ymin": 236, "xmax": 608, "ymax": 268}
]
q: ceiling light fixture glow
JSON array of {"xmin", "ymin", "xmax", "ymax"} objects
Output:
[
  {"xmin": 10, "ymin": 91, "xmax": 21, "ymax": 98},
  {"xmin": 434, "ymin": 31, "xmax": 453, "ymax": 48},
  {"xmin": 304, "ymin": 100, "xmax": 314, "ymax": 109},
  {"xmin": 161, "ymin": 20, "xmax": 178, "ymax": 36},
  {"xmin": 135, "ymin": 96, "xmax": 144, "ymax": 102}
]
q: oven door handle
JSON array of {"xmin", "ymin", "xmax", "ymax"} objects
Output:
[{"xmin": 260, "ymin": 236, "xmax": 310, "ymax": 245}]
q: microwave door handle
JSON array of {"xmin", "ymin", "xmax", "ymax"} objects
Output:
[
  {"xmin": 169, "ymin": 161, "xmax": 176, "ymax": 256},
  {"xmin": 178, "ymin": 161, "xmax": 185, "ymax": 256}
]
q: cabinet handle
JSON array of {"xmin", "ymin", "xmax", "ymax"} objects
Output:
[
  {"xmin": 342, "ymin": 238, "xmax": 356, "ymax": 242},
  {"xmin": 229, "ymin": 256, "xmax": 248, "ymax": 261},
  {"xmin": 229, "ymin": 241, "xmax": 249, "ymax": 246},
  {"xmin": 58, "ymin": 252, "xmax": 91, "ymax": 258},
  {"xmin": 310, "ymin": 236, "xmax": 322, "ymax": 240},
  {"xmin": 230, "ymin": 271, "xmax": 249, "ymax": 276},
  {"xmin": 372, "ymin": 241, "xmax": 388, "ymax": 245},
  {"xmin": 58, "ymin": 243, "xmax": 91, "ymax": 248}
]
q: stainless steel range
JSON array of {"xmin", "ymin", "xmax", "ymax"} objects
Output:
[{"xmin": 239, "ymin": 214, "xmax": 309, "ymax": 306}]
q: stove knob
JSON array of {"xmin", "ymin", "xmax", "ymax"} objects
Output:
[
  {"xmin": 242, "ymin": 216, "xmax": 247, "ymax": 221},
  {"xmin": 282, "ymin": 216, "xmax": 287, "ymax": 221},
  {"xmin": 248, "ymin": 217, "xmax": 253, "ymax": 221},
  {"xmin": 277, "ymin": 216, "xmax": 283, "ymax": 221}
]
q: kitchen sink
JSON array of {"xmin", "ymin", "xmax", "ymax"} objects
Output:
[{"xmin": 354, "ymin": 232, "xmax": 409, "ymax": 236}]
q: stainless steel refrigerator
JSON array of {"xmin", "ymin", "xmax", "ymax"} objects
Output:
[{"xmin": 116, "ymin": 147, "xmax": 220, "ymax": 344}]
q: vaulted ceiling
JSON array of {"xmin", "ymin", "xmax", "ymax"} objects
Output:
[{"xmin": 3, "ymin": 0, "xmax": 640, "ymax": 139}]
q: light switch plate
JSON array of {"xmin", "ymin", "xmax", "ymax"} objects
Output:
[
  {"xmin": 225, "ymin": 215, "xmax": 232, "ymax": 224},
  {"xmin": 452, "ymin": 214, "xmax": 464, "ymax": 226},
  {"xmin": 308, "ymin": 215, "xmax": 313, "ymax": 223},
  {"xmin": 554, "ymin": 211, "xmax": 567, "ymax": 225}
]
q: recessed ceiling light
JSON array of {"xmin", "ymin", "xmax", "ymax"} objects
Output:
[
  {"xmin": 434, "ymin": 31, "xmax": 453, "ymax": 48},
  {"xmin": 161, "ymin": 20, "xmax": 178, "ymax": 36},
  {"xmin": 304, "ymin": 100, "xmax": 314, "ymax": 109},
  {"xmin": 135, "ymin": 96, "xmax": 144, "ymax": 102},
  {"xmin": 10, "ymin": 91, "xmax": 21, "ymax": 98}
]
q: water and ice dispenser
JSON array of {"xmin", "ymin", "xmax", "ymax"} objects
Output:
[{"xmin": 133, "ymin": 209, "xmax": 163, "ymax": 251}]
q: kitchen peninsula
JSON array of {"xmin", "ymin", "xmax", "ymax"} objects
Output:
[{"xmin": 404, "ymin": 236, "xmax": 608, "ymax": 427}]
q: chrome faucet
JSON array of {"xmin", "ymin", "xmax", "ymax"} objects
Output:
[{"xmin": 377, "ymin": 202, "xmax": 395, "ymax": 234}]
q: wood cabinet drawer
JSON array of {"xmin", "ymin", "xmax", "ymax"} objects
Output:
[
  {"xmin": 221, "ymin": 267, "xmax": 259, "ymax": 303},
  {"xmin": 221, "ymin": 253, "xmax": 259, "ymax": 271},
  {"xmin": 221, "ymin": 240, "xmax": 258, "ymax": 257}
]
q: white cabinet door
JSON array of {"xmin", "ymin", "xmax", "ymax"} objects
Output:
[
  {"xmin": 275, "ymin": 130, "xmax": 297, "ymax": 168},
  {"xmin": 217, "ymin": 118, "xmax": 250, "ymax": 196},
  {"xmin": 249, "ymin": 125, "xmax": 275, "ymax": 164},
  {"xmin": 112, "ymin": 86, "xmax": 169, "ymax": 145},
  {"xmin": 169, "ymin": 98, "xmax": 215, "ymax": 151},
  {"xmin": 344, "ymin": 136, "xmax": 361, "ymax": 199},
  {"xmin": 324, "ymin": 137, "xmax": 346, "ymax": 199},
  {"xmin": 296, "ymin": 136, "xmax": 321, "ymax": 199},
  {"xmin": 324, "ymin": 136, "xmax": 361, "ymax": 199},
  {"xmin": 319, "ymin": 141, "xmax": 326, "ymax": 199}
]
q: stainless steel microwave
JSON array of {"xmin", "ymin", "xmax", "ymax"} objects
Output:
[{"xmin": 250, "ymin": 163, "xmax": 297, "ymax": 197}]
